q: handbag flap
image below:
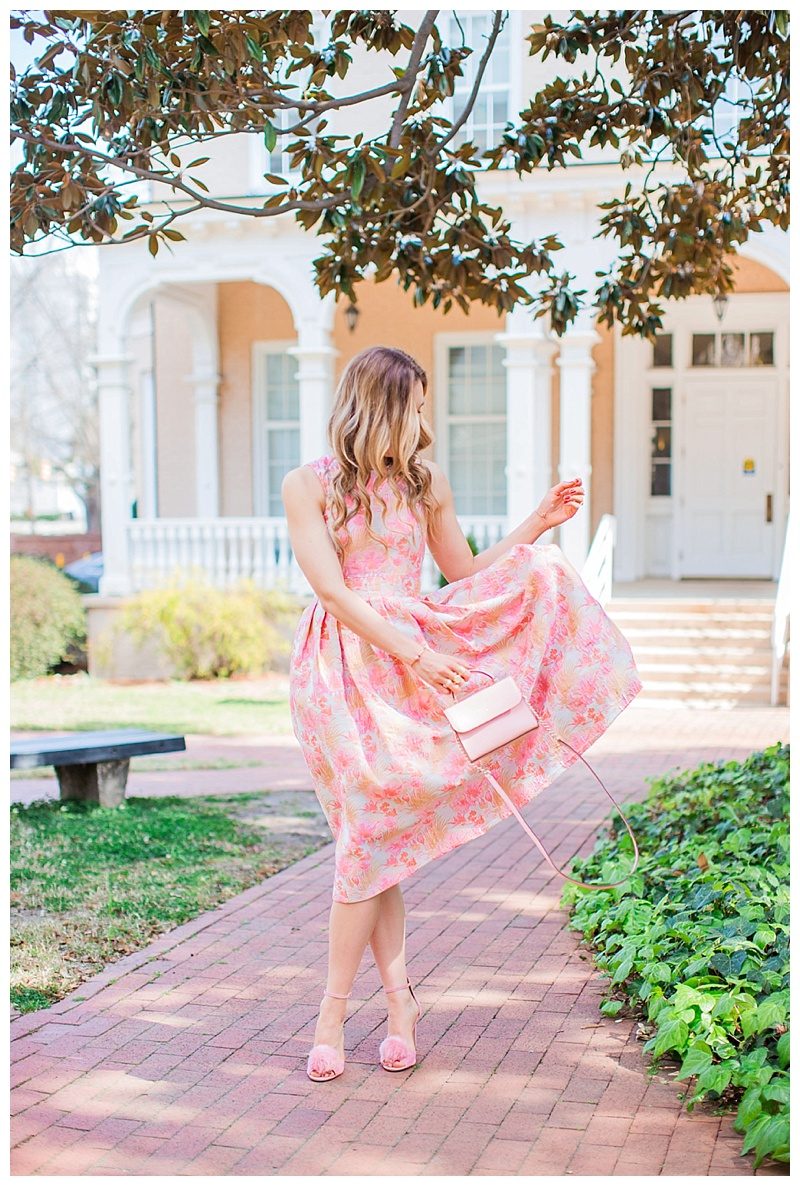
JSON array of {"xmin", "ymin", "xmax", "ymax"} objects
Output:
[{"xmin": 443, "ymin": 675, "xmax": 524, "ymax": 733}]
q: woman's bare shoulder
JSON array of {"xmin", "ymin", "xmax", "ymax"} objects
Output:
[
  {"xmin": 281, "ymin": 462, "xmax": 325, "ymax": 511},
  {"xmin": 418, "ymin": 456, "xmax": 444, "ymax": 480},
  {"xmin": 418, "ymin": 457, "xmax": 448, "ymax": 499}
]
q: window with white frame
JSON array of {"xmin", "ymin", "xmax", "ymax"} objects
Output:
[
  {"xmin": 251, "ymin": 13, "xmax": 330, "ymax": 188},
  {"xmin": 698, "ymin": 46, "xmax": 747, "ymax": 153},
  {"xmin": 252, "ymin": 345, "xmax": 300, "ymax": 516},
  {"xmin": 438, "ymin": 11, "xmax": 514, "ymax": 156},
  {"xmin": 445, "ymin": 341, "xmax": 507, "ymax": 515}
]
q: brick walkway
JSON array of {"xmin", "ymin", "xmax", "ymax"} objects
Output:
[{"xmin": 11, "ymin": 704, "xmax": 790, "ymax": 1176}]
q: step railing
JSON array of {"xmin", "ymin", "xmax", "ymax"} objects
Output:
[
  {"xmin": 580, "ymin": 513, "xmax": 617, "ymax": 606},
  {"xmin": 771, "ymin": 511, "xmax": 792, "ymax": 706}
]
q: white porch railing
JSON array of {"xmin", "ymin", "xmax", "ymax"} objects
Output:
[
  {"xmin": 771, "ymin": 511, "xmax": 792, "ymax": 706},
  {"xmin": 127, "ymin": 515, "xmax": 510, "ymax": 597},
  {"xmin": 128, "ymin": 518, "xmax": 300, "ymax": 593},
  {"xmin": 126, "ymin": 514, "xmax": 620, "ymax": 599},
  {"xmin": 580, "ymin": 513, "xmax": 617, "ymax": 605}
]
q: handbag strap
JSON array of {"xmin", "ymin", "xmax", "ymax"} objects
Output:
[
  {"xmin": 475, "ymin": 738, "xmax": 640, "ymax": 892},
  {"xmin": 440, "ymin": 666, "xmax": 639, "ymax": 890}
]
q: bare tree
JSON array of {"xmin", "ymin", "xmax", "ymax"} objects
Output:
[{"xmin": 10, "ymin": 254, "xmax": 100, "ymax": 531}]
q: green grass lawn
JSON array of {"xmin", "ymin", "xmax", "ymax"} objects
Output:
[
  {"xmin": 10, "ymin": 671, "xmax": 332, "ymax": 1015},
  {"xmin": 10, "ymin": 790, "xmax": 331, "ymax": 1014},
  {"xmin": 11, "ymin": 671, "xmax": 294, "ymax": 736}
]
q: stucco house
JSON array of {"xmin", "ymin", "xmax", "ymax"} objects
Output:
[{"xmin": 87, "ymin": 10, "xmax": 790, "ymax": 705}]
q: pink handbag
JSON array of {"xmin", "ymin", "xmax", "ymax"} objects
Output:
[{"xmin": 442, "ymin": 668, "xmax": 640, "ymax": 891}]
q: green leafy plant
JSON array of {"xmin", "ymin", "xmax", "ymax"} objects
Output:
[
  {"xmin": 118, "ymin": 571, "xmax": 296, "ymax": 679},
  {"xmin": 10, "ymin": 554, "xmax": 87, "ymax": 680},
  {"xmin": 560, "ymin": 742, "xmax": 789, "ymax": 1170}
]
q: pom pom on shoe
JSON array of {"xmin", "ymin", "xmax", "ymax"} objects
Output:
[
  {"xmin": 379, "ymin": 1035, "xmax": 416, "ymax": 1071},
  {"xmin": 307, "ymin": 1043, "xmax": 344, "ymax": 1081}
]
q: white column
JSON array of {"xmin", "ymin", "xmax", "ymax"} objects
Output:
[
  {"xmin": 171, "ymin": 282, "xmax": 221, "ymax": 518},
  {"xmin": 289, "ymin": 325, "xmax": 338, "ymax": 461},
  {"xmin": 187, "ymin": 365, "xmax": 221, "ymax": 516},
  {"xmin": 126, "ymin": 302, "xmax": 158, "ymax": 519},
  {"xmin": 139, "ymin": 367, "xmax": 158, "ymax": 518},
  {"xmin": 556, "ymin": 318, "xmax": 601, "ymax": 567},
  {"xmin": 495, "ymin": 314, "xmax": 557, "ymax": 531},
  {"xmin": 92, "ymin": 352, "xmax": 135, "ymax": 596}
]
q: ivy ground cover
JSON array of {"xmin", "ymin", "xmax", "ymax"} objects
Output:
[{"xmin": 561, "ymin": 741, "xmax": 789, "ymax": 1170}]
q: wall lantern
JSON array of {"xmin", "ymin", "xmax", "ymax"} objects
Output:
[
  {"xmin": 344, "ymin": 301, "xmax": 360, "ymax": 333},
  {"xmin": 712, "ymin": 293, "xmax": 729, "ymax": 323}
]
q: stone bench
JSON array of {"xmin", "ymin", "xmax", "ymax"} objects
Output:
[{"xmin": 10, "ymin": 729, "xmax": 187, "ymax": 807}]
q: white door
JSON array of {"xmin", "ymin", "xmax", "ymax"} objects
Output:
[{"xmin": 678, "ymin": 375, "xmax": 779, "ymax": 576}]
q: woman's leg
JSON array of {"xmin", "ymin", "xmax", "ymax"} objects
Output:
[
  {"xmin": 368, "ymin": 882, "xmax": 408, "ymax": 988},
  {"xmin": 368, "ymin": 883, "xmax": 420, "ymax": 1067},
  {"xmin": 311, "ymin": 895, "xmax": 382, "ymax": 1063}
]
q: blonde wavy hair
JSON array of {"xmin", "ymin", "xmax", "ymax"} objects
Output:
[{"xmin": 325, "ymin": 345, "xmax": 443, "ymax": 564}]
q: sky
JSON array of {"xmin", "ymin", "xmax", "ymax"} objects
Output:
[{"xmin": 10, "ymin": 16, "xmax": 98, "ymax": 275}]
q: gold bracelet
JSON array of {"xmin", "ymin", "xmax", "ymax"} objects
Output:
[
  {"xmin": 408, "ymin": 641, "xmax": 426, "ymax": 666},
  {"xmin": 535, "ymin": 509, "xmax": 550, "ymax": 528}
]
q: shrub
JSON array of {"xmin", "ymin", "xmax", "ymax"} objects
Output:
[
  {"xmin": 561, "ymin": 742, "xmax": 789, "ymax": 1170},
  {"xmin": 10, "ymin": 555, "xmax": 87, "ymax": 681},
  {"xmin": 119, "ymin": 571, "xmax": 296, "ymax": 679}
]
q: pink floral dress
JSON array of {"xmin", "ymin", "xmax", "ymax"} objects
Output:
[{"xmin": 289, "ymin": 453, "xmax": 643, "ymax": 903}]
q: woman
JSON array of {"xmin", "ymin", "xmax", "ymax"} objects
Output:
[{"xmin": 282, "ymin": 345, "xmax": 642, "ymax": 1082}]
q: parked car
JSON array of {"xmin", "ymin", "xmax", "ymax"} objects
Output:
[{"xmin": 63, "ymin": 551, "xmax": 103, "ymax": 594}]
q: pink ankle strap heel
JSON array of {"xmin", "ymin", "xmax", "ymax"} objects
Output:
[
  {"xmin": 306, "ymin": 989, "xmax": 352, "ymax": 1082},
  {"xmin": 380, "ymin": 977, "xmax": 421, "ymax": 1072}
]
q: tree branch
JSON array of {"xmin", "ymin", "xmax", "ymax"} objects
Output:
[
  {"xmin": 388, "ymin": 10, "xmax": 439, "ymax": 149},
  {"xmin": 13, "ymin": 129, "xmax": 349, "ymax": 218}
]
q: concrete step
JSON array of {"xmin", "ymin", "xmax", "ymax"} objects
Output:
[
  {"xmin": 612, "ymin": 626, "xmax": 776, "ymax": 643},
  {"xmin": 610, "ymin": 616, "xmax": 775, "ymax": 631},
  {"xmin": 609, "ymin": 598, "xmax": 777, "ymax": 610},
  {"xmin": 631, "ymin": 644, "xmax": 778, "ymax": 658},
  {"xmin": 637, "ymin": 671, "xmax": 787, "ymax": 692},
  {"xmin": 637, "ymin": 663, "xmax": 782, "ymax": 680},
  {"xmin": 633, "ymin": 691, "xmax": 787, "ymax": 709},
  {"xmin": 605, "ymin": 596, "xmax": 789, "ymax": 707},
  {"xmin": 608, "ymin": 604, "xmax": 775, "ymax": 616}
]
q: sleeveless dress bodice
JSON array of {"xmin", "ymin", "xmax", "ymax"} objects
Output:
[{"xmin": 315, "ymin": 457, "xmax": 426, "ymax": 599}]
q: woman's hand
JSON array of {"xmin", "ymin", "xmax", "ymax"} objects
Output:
[
  {"xmin": 413, "ymin": 648, "xmax": 471, "ymax": 694},
  {"xmin": 535, "ymin": 478, "xmax": 584, "ymax": 530}
]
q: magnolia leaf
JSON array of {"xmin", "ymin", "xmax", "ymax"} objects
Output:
[
  {"xmin": 245, "ymin": 35, "xmax": 263, "ymax": 62},
  {"xmin": 350, "ymin": 158, "xmax": 366, "ymax": 201}
]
